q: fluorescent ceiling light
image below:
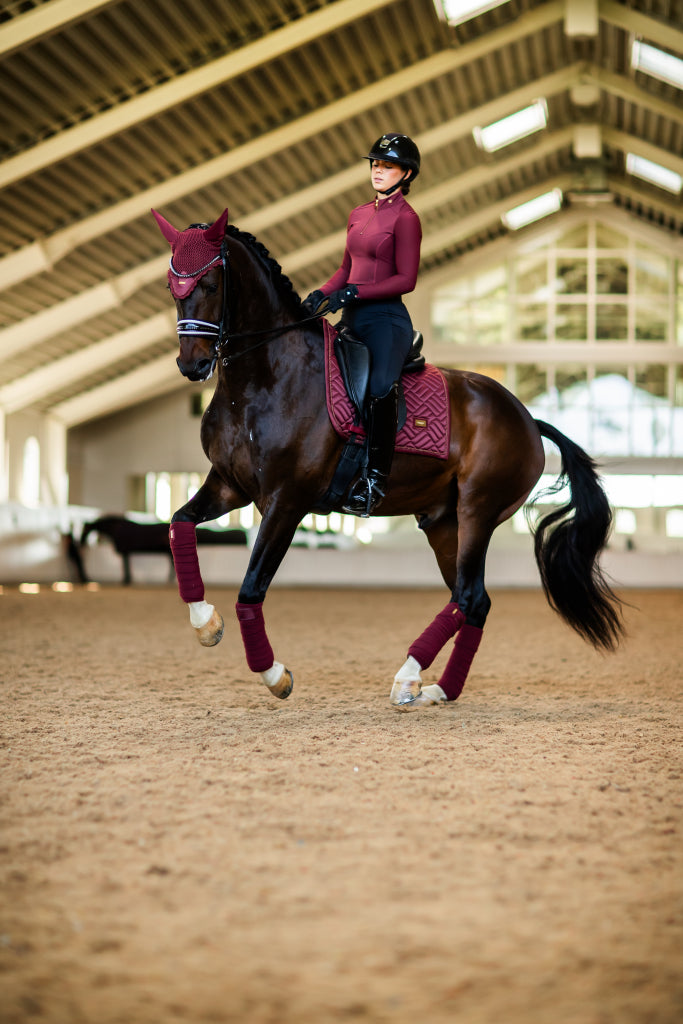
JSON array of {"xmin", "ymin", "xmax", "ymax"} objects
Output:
[
  {"xmin": 626, "ymin": 153, "xmax": 682, "ymax": 194},
  {"xmin": 502, "ymin": 189, "xmax": 563, "ymax": 230},
  {"xmin": 473, "ymin": 100, "xmax": 548, "ymax": 152},
  {"xmin": 433, "ymin": 0, "xmax": 510, "ymax": 27},
  {"xmin": 631, "ymin": 40, "xmax": 683, "ymax": 90}
]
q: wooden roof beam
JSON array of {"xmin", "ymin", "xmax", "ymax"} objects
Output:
[
  {"xmin": 0, "ymin": 0, "xmax": 116, "ymax": 57},
  {"xmin": 51, "ymin": 355, "xmax": 182, "ymax": 427},
  {"xmin": 0, "ymin": 312, "xmax": 176, "ymax": 414},
  {"xmin": 0, "ymin": 0, "xmax": 566, "ymax": 286},
  {"xmin": 0, "ymin": 0, "xmax": 399, "ymax": 190},
  {"xmin": 600, "ymin": 0, "xmax": 683, "ymax": 56}
]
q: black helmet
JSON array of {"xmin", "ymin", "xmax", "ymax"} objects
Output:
[{"xmin": 366, "ymin": 133, "xmax": 421, "ymax": 179}]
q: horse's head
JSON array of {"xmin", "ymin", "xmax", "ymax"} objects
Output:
[{"xmin": 152, "ymin": 208, "xmax": 230, "ymax": 381}]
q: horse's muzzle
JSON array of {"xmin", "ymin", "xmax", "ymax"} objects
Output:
[{"xmin": 176, "ymin": 356, "xmax": 216, "ymax": 382}]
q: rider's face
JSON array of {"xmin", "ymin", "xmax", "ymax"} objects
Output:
[{"xmin": 371, "ymin": 159, "xmax": 407, "ymax": 195}]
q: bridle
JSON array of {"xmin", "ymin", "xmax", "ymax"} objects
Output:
[{"xmin": 174, "ymin": 238, "xmax": 323, "ymax": 369}]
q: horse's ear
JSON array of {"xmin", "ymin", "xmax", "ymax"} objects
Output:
[
  {"xmin": 151, "ymin": 208, "xmax": 180, "ymax": 245},
  {"xmin": 204, "ymin": 209, "xmax": 229, "ymax": 246}
]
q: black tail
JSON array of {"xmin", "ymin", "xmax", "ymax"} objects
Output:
[{"xmin": 531, "ymin": 420, "xmax": 624, "ymax": 652}]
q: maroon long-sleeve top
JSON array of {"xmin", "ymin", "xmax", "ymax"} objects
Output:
[{"xmin": 321, "ymin": 192, "xmax": 422, "ymax": 301}]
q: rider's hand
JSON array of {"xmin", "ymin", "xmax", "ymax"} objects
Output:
[
  {"xmin": 301, "ymin": 289, "xmax": 325, "ymax": 314},
  {"xmin": 325, "ymin": 285, "xmax": 358, "ymax": 313}
]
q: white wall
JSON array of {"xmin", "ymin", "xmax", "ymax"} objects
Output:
[
  {"xmin": 3, "ymin": 410, "xmax": 68, "ymax": 506},
  {"xmin": 67, "ymin": 387, "xmax": 211, "ymax": 510}
]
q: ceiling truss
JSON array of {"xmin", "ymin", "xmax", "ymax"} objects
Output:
[{"xmin": 0, "ymin": 0, "xmax": 681, "ymax": 425}]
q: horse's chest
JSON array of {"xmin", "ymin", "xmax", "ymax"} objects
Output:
[{"xmin": 201, "ymin": 413, "xmax": 271, "ymax": 481}]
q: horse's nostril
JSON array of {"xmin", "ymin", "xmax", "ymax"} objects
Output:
[
  {"xmin": 176, "ymin": 356, "xmax": 214, "ymax": 382},
  {"xmin": 176, "ymin": 357, "xmax": 211, "ymax": 379}
]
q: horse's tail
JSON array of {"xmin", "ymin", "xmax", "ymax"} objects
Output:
[{"xmin": 531, "ymin": 420, "xmax": 624, "ymax": 652}]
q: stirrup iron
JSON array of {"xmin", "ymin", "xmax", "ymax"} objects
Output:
[{"xmin": 343, "ymin": 472, "xmax": 386, "ymax": 517}]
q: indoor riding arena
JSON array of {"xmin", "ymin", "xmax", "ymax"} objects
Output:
[{"xmin": 1, "ymin": 2, "xmax": 682, "ymax": 1023}]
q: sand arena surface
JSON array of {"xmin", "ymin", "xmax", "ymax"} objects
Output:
[{"xmin": 1, "ymin": 585, "xmax": 681, "ymax": 1024}]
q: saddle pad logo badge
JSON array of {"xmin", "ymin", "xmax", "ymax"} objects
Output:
[{"xmin": 414, "ymin": 417, "xmax": 427, "ymax": 429}]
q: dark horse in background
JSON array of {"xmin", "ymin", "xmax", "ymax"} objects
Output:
[
  {"xmin": 78, "ymin": 515, "xmax": 246, "ymax": 585},
  {"xmin": 152, "ymin": 208, "xmax": 623, "ymax": 711}
]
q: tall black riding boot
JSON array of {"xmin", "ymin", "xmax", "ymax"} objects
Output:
[{"xmin": 343, "ymin": 384, "xmax": 399, "ymax": 517}]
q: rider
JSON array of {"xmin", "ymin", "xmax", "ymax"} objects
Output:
[{"xmin": 302, "ymin": 132, "xmax": 422, "ymax": 516}]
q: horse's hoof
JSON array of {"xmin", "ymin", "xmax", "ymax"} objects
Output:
[
  {"xmin": 392, "ymin": 683, "xmax": 448, "ymax": 712},
  {"xmin": 261, "ymin": 662, "xmax": 294, "ymax": 700},
  {"xmin": 195, "ymin": 609, "xmax": 224, "ymax": 647},
  {"xmin": 390, "ymin": 676, "xmax": 421, "ymax": 706}
]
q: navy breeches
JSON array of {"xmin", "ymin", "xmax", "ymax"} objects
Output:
[{"xmin": 341, "ymin": 298, "xmax": 413, "ymax": 397}]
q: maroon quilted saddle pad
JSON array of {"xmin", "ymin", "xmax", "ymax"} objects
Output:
[{"xmin": 323, "ymin": 320, "xmax": 450, "ymax": 460}]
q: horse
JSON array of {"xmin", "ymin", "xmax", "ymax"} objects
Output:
[
  {"xmin": 79, "ymin": 515, "xmax": 246, "ymax": 586},
  {"xmin": 151, "ymin": 208, "xmax": 623, "ymax": 710}
]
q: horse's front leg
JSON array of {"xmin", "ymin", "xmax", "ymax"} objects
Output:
[
  {"xmin": 234, "ymin": 503, "xmax": 302, "ymax": 700},
  {"xmin": 170, "ymin": 468, "xmax": 248, "ymax": 648}
]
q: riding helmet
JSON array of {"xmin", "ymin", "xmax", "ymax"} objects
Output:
[{"xmin": 366, "ymin": 133, "xmax": 421, "ymax": 179}]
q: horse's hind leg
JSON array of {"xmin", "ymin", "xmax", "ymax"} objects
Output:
[
  {"xmin": 392, "ymin": 510, "xmax": 493, "ymax": 710},
  {"xmin": 391, "ymin": 514, "xmax": 462, "ymax": 708}
]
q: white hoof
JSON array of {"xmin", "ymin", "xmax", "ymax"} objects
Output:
[
  {"xmin": 421, "ymin": 683, "xmax": 449, "ymax": 704},
  {"xmin": 390, "ymin": 655, "xmax": 423, "ymax": 705},
  {"xmin": 260, "ymin": 661, "xmax": 294, "ymax": 700},
  {"xmin": 189, "ymin": 601, "xmax": 224, "ymax": 647},
  {"xmin": 393, "ymin": 683, "xmax": 448, "ymax": 712}
]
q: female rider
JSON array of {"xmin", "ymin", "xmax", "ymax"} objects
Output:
[{"xmin": 302, "ymin": 132, "xmax": 422, "ymax": 516}]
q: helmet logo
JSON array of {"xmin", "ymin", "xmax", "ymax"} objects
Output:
[{"xmin": 380, "ymin": 138, "xmax": 390, "ymax": 149}]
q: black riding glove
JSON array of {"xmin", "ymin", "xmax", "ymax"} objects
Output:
[
  {"xmin": 325, "ymin": 285, "xmax": 359, "ymax": 313},
  {"xmin": 301, "ymin": 289, "xmax": 325, "ymax": 314}
]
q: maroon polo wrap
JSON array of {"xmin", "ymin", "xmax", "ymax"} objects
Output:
[
  {"xmin": 235, "ymin": 602, "xmax": 275, "ymax": 673},
  {"xmin": 408, "ymin": 601, "xmax": 464, "ymax": 669},
  {"xmin": 169, "ymin": 522, "xmax": 205, "ymax": 603},
  {"xmin": 151, "ymin": 208, "xmax": 229, "ymax": 300},
  {"xmin": 438, "ymin": 623, "xmax": 483, "ymax": 701}
]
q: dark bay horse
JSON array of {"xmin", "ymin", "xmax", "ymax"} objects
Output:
[{"xmin": 152, "ymin": 208, "xmax": 623, "ymax": 710}]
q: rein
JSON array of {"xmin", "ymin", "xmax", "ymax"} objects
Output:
[{"xmin": 175, "ymin": 238, "xmax": 323, "ymax": 367}]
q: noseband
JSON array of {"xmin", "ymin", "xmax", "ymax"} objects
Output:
[{"xmin": 175, "ymin": 239, "xmax": 322, "ymax": 370}]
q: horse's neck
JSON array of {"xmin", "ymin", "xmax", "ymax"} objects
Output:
[
  {"xmin": 218, "ymin": 240, "xmax": 325, "ymax": 410},
  {"xmin": 216, "ymin": 324, "xmax": 324, "ymax": 407},
  {"xmin": 229, "ymin": 241, "xmax": 288, "ymax": 335}
]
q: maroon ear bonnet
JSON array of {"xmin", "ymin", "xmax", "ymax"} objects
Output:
[{"xmin": 151, "ymin": 208, "xmax": 229, "ymax": 300}]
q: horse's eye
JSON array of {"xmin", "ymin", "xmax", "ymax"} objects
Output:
[{"xmin": 205, "ymin": 283, "xmax": 218, "ymax": 295}]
